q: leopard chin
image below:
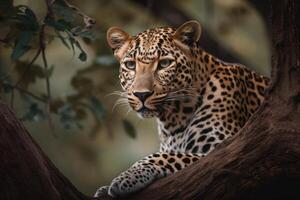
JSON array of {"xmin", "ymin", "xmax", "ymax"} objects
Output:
[{"xmin": 136, "ymin": 107, "xmax": 157, "ymax": 118}]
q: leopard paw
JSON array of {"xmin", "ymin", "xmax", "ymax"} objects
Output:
[
  {"xmin": 107, "ymin": 166, "xmax": 159, "ymax": 197},
  {"xmin": 94, "ymin": 185, "xmax": 110, "ymax": 197}
]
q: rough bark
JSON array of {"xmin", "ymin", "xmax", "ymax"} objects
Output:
[
  {"xmin": 0, "ymin": 0, "xmax": 299, "ymax": 200},
  {"xmin": 0, "ymin": 101, "xmax": 90, "ymax": 200}
]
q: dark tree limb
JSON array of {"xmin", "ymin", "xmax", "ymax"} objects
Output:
[
  {"xmin": 0, "ymin": 100, "xmax": 90, "ymax": 200},
  {"xmin": 1, "ymin": 1, "xmax": 300, "ymax": 200}
]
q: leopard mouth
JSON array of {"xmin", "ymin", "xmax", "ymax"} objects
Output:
[{"xmin": 137, "ymin": 106, "xmax": 157, "ymax": 118}]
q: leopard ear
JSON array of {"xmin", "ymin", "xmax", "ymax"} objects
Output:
[
  {"xmin": 107, "ymin": 27, "xmax": 131, "ymax": 59},
  {"xmin": 173, "ymin": 20, "xmax": 202, "ymax": 48}
]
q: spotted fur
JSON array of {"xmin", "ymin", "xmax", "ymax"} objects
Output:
[{"xmin": 95, "ymin": 21, "xmax": 270, "ymax": 197}]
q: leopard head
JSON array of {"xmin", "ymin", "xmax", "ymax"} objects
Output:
[{"xmin": 107, "ymin": 21, "xmax": 202, "ymax": 118}]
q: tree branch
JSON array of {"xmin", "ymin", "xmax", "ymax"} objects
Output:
[
  {"xmin": 0, "ymin": 100, "xmax": 89, "ymax": 200},
  {"xmin": 3, "ymin": 81, "xmax": 47, "ymax": 103}
]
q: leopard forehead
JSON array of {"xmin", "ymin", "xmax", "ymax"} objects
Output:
[{"xmin": 123, "ymin": 27, "xmax": 178, "ymax": 61}]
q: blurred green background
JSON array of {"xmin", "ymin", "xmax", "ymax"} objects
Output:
[{"xmin": 0, "ymin": 0, "xmax": 270, "ymax": 196}]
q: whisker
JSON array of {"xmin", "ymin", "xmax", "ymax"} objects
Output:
[
  {"xmin": 149, "ymin": 87, "xmax": 201, "ymax": 113},
  {"xmin": 105, "ymin": 91, "xmax": 127, "ymax": 98},
  {"xmin": 112, "ymin": 97, "xmax": 129, "ymax": 112},
  {"xmin": 125, "ymin": 106, "xmax": 133, "ymax": 118}
]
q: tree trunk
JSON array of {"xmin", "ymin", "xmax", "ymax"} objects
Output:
[{"xmin": 0, "ymin": 0, "xmax": 299, "ymax": 200}]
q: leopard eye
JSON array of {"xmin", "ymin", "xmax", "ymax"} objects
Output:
[
  {"xmin": 158, "ymin": 59, "xmax": 172, "ymax": 69},
  {"xmin": 124, "ymin": 61, "xmax": 136, "ymax": 70}
]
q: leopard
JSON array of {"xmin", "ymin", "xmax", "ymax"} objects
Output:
[{"xmin": 94, "ymin": 20, "xmax": 270, "ymax": 198}]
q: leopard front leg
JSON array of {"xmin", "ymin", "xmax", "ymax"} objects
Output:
[{"xmin": 94, "ymin": 152, "xmax": 201, "ymax": 198}]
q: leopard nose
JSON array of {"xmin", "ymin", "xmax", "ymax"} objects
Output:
[{"xmin": 133, "ymin": 91, "xmax": 154, "ymax": 103}]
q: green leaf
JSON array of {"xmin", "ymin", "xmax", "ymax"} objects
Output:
[
  {"xmin": 78, "ymin": 30, "xmax": 95, "ymax": 41},
  {"xmin": 44, "ymin": 16, "xmax": 65, "ymax": 31},
  {"xmin": 52, "ymin": 3, "xmax": 75, "ymax": 22},
  {"xmin": 66, "ymin": 35, "xmax": 76, "ymax": 54},
  {"xmin": 11, "ymin": 31, "xmax": 34, "ymax": 60},
  {"xmin": 79, "ymin": 52, "xmax": 87, "ymax": 61},
  {"xmin": 14, "ymin": 6, "xmax": 39, "ymax": 31},
  {"xmin": 24, "ymin": 7, "xmax": 39, "ymax": 30},
  {"xmin": 21, "ymin": 103, "xmax": 45, "ymax": 122},
  {"xmin": 74, "ymin": 40, "xmax": 87, "ymax": 61},
  {"xmin": 45, "ymin": 17, "xmax": 72, "ymax": 31},
  {"xmin": 71, "ymin": 27, "xmax": 95, "ymax": 40},
  {"xmin": 90, "ymin": 97, "xmax": 106, "ymax": 120},
  {"xmin": 46, "ymin": 16, "xmax": 88, "ymax": 62},
  {"xmin": 55, "ymin": 30, "xmax": 70, "ymax": 49},
  {"xmin": 9, "ymin": 6, "xmax": 39, "ymax": 60},
  {"xmin": 122, "ymin": 119, "xmax": 136, "ymax": 139}
]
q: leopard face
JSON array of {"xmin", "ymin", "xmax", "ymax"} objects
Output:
[{"xmin": 107, "ymin": 22, "xmax": 201, "ymax": 118}]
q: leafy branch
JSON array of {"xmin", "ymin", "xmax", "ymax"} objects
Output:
[
  {"xmin": 2, "ymin": 81, "xmax": 47, "ymax": 103},
  {"xmin": 0, "ymin": 0, "xmax": 101, "ymax": 134},
  {"xmin": 0, "ymin": 0, "xmax": 137, "ymax": 138}
]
